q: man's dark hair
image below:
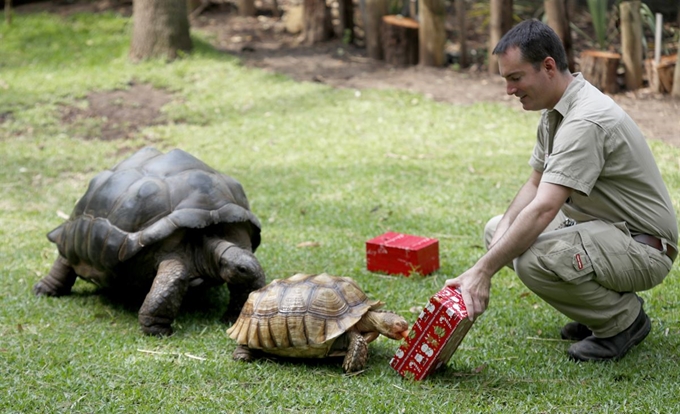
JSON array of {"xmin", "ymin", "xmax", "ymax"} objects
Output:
[{"xmin": 492, "ymin": 19, "xmax": 569, "ymax": 72}]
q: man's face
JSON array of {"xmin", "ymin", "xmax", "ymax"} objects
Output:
[{"xmin": 498, "ymin": 46, "xmax": 553, "ymax": 111}]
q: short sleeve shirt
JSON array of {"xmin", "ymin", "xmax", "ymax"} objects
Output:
[{"xmin": 528, "ymin": 73, "xmax": 678, "ymax": 245}]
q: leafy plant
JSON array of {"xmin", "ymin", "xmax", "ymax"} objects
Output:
[{"xmin": 587, "ymin": 0, "xmax": 609, "ymax": 50}]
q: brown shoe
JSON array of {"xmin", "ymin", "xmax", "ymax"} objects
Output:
[{"xmin": 567, "ymin": 306, "xmax": 651, "ymax": 362}]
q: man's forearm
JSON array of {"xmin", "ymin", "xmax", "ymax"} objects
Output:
[
  {"xmin": 479, "ymin": 199, "xmax": 560, "ymax": 276},
  {"xmin": 491, "ymin": 172, "xmax": 541, "ymax": 246}
]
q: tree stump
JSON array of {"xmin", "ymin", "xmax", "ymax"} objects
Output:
[
  {"xmin": 381, "ymin": 15, "xmax": 419, "ymax": 66},
  {"xmin": 580, "ymin": 50, "xmax": 621, "ymax": 94},
  {"xmin": 645, "ymin": 54, "xmax": 677, "ymax": 94}
]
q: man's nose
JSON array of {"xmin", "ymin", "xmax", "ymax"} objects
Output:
[{"xmin": 506, "ymin": 84, "xmax": 516, "ymax": 95}]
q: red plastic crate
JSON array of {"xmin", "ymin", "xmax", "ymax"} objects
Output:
[
  {"xmin": 390, "ymin": 286, "xmax": 473, "ymax": 380},
  {"xmin": 366, "ymin": 232, "xmax": 439, "ymax": 276}
]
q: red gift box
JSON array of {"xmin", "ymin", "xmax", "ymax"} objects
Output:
[
  {"xmin": 390, "ymin": 286, "xmax": 473, "ymax": 380},
  {"xmin": 366, "ymin": 232, "xmax": 439, "ymax": 276}
]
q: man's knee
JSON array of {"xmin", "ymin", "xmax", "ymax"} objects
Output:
[
  {"xmin": 484, "ymin": 215, "xmax": 503, "ymax": 250},
  {"xmin": 514, "ymin": 249, "xmax": 546, "ymax": 292}
]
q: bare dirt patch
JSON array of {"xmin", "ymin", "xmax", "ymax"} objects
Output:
[{"xmin": 61, "ymin": 82, "xmax": 173, "ymax": 140}]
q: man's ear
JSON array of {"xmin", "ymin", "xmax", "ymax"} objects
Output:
[{"xmin": 543, "ymin": 56, "xmax": 557, "ymax": 76}]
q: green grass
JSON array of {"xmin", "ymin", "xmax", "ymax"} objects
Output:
[{"xmin": 2, "ymin": 10, "xmax": 680, "ymax": 414}]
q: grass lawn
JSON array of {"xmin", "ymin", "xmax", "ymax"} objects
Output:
[{"xmin": 2, "ymin": 10, "xmax": 680, "ymax": 414}]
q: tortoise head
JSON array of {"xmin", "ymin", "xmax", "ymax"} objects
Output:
[
  {"xmin": 206, "ymin": 238, "xmax": 266, "ymax": 288},
  {"xmin": 358, "ymin": 310, "xmax": 409, "ymax": 341}
]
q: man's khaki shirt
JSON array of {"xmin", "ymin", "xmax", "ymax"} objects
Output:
[{"xmin": 529, "ymin": 73, "xmax": 678, "ymax": 246}]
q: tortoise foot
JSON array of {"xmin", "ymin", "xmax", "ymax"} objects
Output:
[
  {"xmin": 33, "ymin": 279, "xmax": 71, "ymax": 297},
  {"xmin": 141, "ymin": 324, "xmax": 173, "ymax": 337},
  {"xmin": 232, "ymin": 345, "xmax": 253, "ymax": 362},
  {"xmin": 139, "ymin": 314, "xmax": 174, "ymax": 337}
]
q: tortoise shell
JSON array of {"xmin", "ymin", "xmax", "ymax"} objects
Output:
[
  {"xmin": 47, "ymin": 147, "xmax": 261, "ymax": 271},
  {"xmin": 227, "ymin": 273, "xmax": 384, "ymax": 357}
]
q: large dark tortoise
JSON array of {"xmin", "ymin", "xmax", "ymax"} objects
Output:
[{"xmin": 34, "ymin": 147, "xmax": 265, "ymax": 336}]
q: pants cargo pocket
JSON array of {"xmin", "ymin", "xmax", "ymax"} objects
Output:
[
  {"xmin": 530, "ymin": 229, "xmax": 594, "ymax": 283},
  {"xmin": 579, "ymin": 221, "xmax": 666, "ymax": 292}
]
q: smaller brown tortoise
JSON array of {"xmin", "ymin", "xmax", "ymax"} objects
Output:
[
  {"xmin": 227, "ymin": 273, "xmax": 409, "ymax": 373},
  {"xmin": 33, "ymin": 147, "xmax": 265, "ymax": 336}
]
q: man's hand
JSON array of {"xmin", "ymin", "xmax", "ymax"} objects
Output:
[{"xmin": 445, "ymin": 266, "xmax": 492, "ymax": 322}]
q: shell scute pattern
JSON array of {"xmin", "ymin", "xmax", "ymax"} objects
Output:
[{"xmin": 228, "ymin": 273, "xmax": 381, "ymax": 356}]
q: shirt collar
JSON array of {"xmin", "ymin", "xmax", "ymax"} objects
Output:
[{"xmin": 551, "ymin": 73, "xmax": 585, "ymax": 117}]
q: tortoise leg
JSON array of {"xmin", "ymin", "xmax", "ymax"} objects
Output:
[
  {"xmin": 138, "ymin": 257, "xmax": 189, "ymax": 337},
  {"xmin": 342, "ymin": 329, "xmax": 369, "ymax": 373},
  {"xmin": 232, "ymin": 345, "xmax": 255, "ymax": 362},
  {"xmin": 33, "ymin": 256, "xmax": 77, "ymax": 297}
]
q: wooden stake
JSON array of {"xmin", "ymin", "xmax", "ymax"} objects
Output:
[{"xmin": 654, "ymin": 13, "xmax": 662, "ymax": 64}]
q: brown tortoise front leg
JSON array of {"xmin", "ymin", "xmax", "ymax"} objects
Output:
[
  {"xmin": 342, "ymin": 329, "xmax": 369, "ymax": 373},
  {"xmin": 33, "ymin": 256, "xmax": 78, "ymax": 297},
  {"xmin": 138, "ymin": 257, "xmax": 190, "ymax": 336}
]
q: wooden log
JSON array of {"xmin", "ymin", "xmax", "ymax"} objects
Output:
[
  {"xmin": 580, "ymin": 50, "xmax": 621, "ymax": 94},
  {"xmin": 645, "ymin": 54, "xmax": 677, "ymax": 94},
  {"xmin": 381, "ymin": 15, "xmax": 419, "ymax": 66}
]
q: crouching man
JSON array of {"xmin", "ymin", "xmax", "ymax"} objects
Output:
[{"xmin": 445, "ymin": 19, "xmax": 678, "ymax": 362}]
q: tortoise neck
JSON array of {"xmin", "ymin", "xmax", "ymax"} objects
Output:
[
  {"xmin": 199, "ymin": 236, "xmax": 236, "ymax": 276},
  {"xmin": 356, "ymin": 310, "xmax": 409, "ymax": 340}
]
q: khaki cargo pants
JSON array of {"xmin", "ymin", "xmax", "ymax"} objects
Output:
[{"xmin": 484, "ymin": 212, "xmax": 673, "ymax": 338}]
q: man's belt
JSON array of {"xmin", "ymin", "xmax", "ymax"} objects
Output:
[{"xmin": 633, "ymin": 234, "xmax": 678, "ymax": 263}]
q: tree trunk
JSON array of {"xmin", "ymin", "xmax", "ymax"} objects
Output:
[
  {"xmin": 544, "ymin": 0, "xmax": 575, "ymax": 72},
  {"xmin": 456, "ymin": 0, "xmax": 468, "ymax": 68},
  {"xmin": 488, "ymin": 0, "xmax": 513, "ymax": 74},
  {"xmin": 130, "ymin": 0, "xmax": 192, "ymax": 62},
  {"xmin": 620, "ymin": 1, "xmax": 643, "ymax": 90},
  {"xmin": 238, "ymin": 0, "xmax": 256, "ymax": 17},
  {"xmin": 418, "ymin": 0, "xmax": 446, "ymax": 67},
  {"xmin": 361, "ymin": 0, "xmax": 389, "ymax": 60},
  {"xmin": 303, "ymin": 0, "xmax": 333, "ymax": 45},
  {"xmin": 186, "ymin": 0, "xmax": 202, "ymax": 13}
]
